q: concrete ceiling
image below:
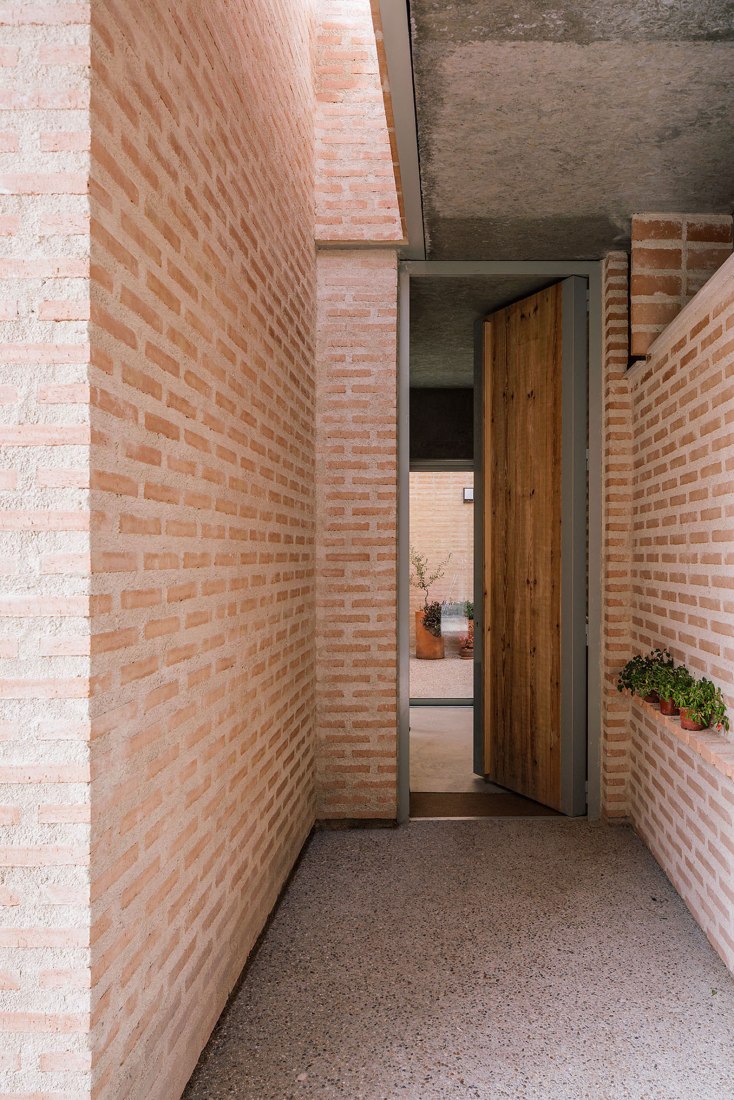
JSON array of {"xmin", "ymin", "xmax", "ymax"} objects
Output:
[
  {"xmin": 410, "ymin": 276, "xmax": 560, "ymax": 387},
  {"xmin": 410, "ymin": 0, "xmax": 734, "ymax": 260}
]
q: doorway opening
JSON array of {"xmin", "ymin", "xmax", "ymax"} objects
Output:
[
  {"xmin": 408, "ymin": 462, "xmax": 484, "ymax": 814},
  {"xmin": 399, "ymin": 262, "xmax": 603, "ymax": 823},
  {"xmin": 409, "ymin": 465, "xmax": 475, "ymax": 706}
]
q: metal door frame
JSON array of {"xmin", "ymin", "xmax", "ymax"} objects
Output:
[{"xmin": 397, "ymin": 261, "xmax": 602, "ymax": 822}]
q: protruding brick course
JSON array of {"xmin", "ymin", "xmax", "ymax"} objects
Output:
[{"xmin": 630, "ymin": 213, "xmax": 733, "ymax": 358}]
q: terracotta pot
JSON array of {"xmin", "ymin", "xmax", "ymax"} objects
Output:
[
  {"xmin": 679, "ymin": 708, "xmax": 708, "ymax": 732},
  {"xmin": 459, "ymin": 645, "xmax": 473, "ymax": 661},
  {"xmin": 643, "ymin": 691, "xmax": 659, "ymax": 706},
  {"xmin": 659, "ymin": 697, "xmax": 680, "ymax": 716},
  {"xmin": 415, "ymin": 610, "xmax": 444, "ymax": 660}
]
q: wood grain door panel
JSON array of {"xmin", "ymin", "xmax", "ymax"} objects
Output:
[{"xmin": 482, "ymin": 284, "xmax": 563, "ymax": 811}]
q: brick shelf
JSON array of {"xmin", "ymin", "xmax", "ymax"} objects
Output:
[{"xmin": 632, "ymin": 696, "xmax": 734, "ymax": 783}]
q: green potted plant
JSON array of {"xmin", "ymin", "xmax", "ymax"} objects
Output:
[
  {"xmin": 672, "ymin": 675, "xmax": 731, "ymax": 733},
  {"xmin": 460, "ymin": 600, "xmax": 474, "ymax": 659},
  {"xmin": 652, "ymin": 662, "xmax": 690, "ymax": 716},
  {"xmin": 410, "ymin": 547, "xmax": 450, "ymax": 660},
  {"xmin": 617, "ymin": 648, "xmax": 673, "ymax": 705}
]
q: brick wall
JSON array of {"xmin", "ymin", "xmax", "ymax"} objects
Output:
[
  {"xmin": 600, "ymin": 253, "xmax": 633, "ymax": 819},
  {"xmin": 88, "ymin": 2, "xmax": 316, "ymax": 1097},
  {"xmin": 368, "ymin": 0, "xmax": 406, "ymax": 239},
  {"xmin": 0, "ymin": 5, "xmax": 92, "ymax": 1096},
  {"xmin": 0, "ymin": 0, "xmax": 405, "ymax": 1092},
  {"xmin": 624, "ymin": 252, "xmax": 734, "ymax": 974},
  {"xmin": 630, "ymin": 213, "xmax": 733, "ymax": 358},
  {"xmin": 315, "ymin": 0, "xmax": 404, "ymax": 244},
  {"xmin": 409, "ymin": 471, "xmax": 474, "ymax": 644},
  {"xmin": 629, "ymin": 703, "xmax": 734, "ymax": 974},
  {"xmin": 315, "ymin": 250, "xmax": 398, "ymax": 820}
]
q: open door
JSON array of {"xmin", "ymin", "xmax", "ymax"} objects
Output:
[{"xmin": 474, "ymin": 279, "xmax": 587, "ymax": 815}]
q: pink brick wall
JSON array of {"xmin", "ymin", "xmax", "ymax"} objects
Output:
[
  {"xmin": 89, "ymin": 2, "xmax": 316, "ymax": 1097},
  {"xmin": 628, "ymin": 254, "xmax": 734, "ymax": 701},
  {"xmin": 368, "ymin": 0, "xmax": 406, "ymax": 238},
  {"xmin": 315, "ymin": 250, "xmax": 398, "ymax": 819},
  {"xmin": 315, "ymin": 0, "xmax": 404, "ymax": 244},
  {"xmin": 630, "ymin": 703, "xmax": 734, "ymax": 973},
  {"xmin": 601, "ymin": 252, "xmax": 633, "ymax": 819},
  {"xmin": 0, "ymin": 5, "xmax": 92, "ymax": 1096},
  {"xmin": 624, "ymin": 252, "xmax": 734, "ymax": 974},
  {"xmin": 630, "ymin": 213, "xmax": 733, "ymax": 357},
  {"xmin": 1, "ymin": 1, "xmax": 405, "ymax": 1092}
]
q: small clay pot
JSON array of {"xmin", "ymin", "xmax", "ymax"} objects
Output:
[
  {"xmin": 679, "ymin": 708, "xmax": 708, "ymax": 732},
  {"xmin": 659, "ymin": 697, "xmax": 680, "ymax": 717},
  {"xmin": 643, "ymin": 691, "xmax": 660, "ymax": 706},
  {"xmin": 459, "ymin": 646, "xmax": 473, "ymax": 661},
  {"xmin": 415, "ymin": 610, "xmax": 444, "ymax": 660}
]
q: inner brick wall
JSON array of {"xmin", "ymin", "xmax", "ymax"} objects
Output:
[
  {"xmin": 0, "ymin": 6, "xmax": 92, "ymax": 1096},
  {"xmin": 88, "ymin": 2, "xmax": 317, "ymax": 1097},
  {"xmin": 315, "ymin": 250, "xmax": 398, "ymax": 820},
  {"xmin": 625, "ymin": 253, "xmax": 734, "ymax": 974},
  {"xmin": 315, "ymin": 0, "xmax": 404, "ymax": 244}
]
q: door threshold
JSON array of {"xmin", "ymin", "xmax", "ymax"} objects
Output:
[
  {"xmin": 409, "ymin": 791, "xmax": 561, "ymax": 819},
  {"xmin": 410, "ymin": 697, "xmax": 473, "ymax": 707}
]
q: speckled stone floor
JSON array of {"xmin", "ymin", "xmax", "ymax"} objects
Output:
[{"xmin": 183, "ymin": 820, "xmax": 734, "ymax": 1100}]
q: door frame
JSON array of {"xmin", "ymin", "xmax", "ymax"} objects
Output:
[{"xmin": 397, "ymin": 260, "xmax": 602, "ymax": 823}]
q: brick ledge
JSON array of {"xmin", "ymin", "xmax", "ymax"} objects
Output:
[
  {"xmin": 627, "ymin": 249, "xmax": 734, "ymax": 382},
  {"xmin": 632, "ymin": 696, "xmax": 734, "ymax": 782}
]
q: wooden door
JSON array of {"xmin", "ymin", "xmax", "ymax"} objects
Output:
[{"xmin": 478, "ymin": 280, "xmax": 586, "ymax": 813}]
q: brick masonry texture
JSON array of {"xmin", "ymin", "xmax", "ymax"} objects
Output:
[
  {"xmin": 409, "ymin": 471, "xmax": 474, "ymax": 646},
  {"xmin": 0, "ymin": 5, "xmax": 93, "ymax": 1098},
  {"xmin": 601, "ymin": 252, "xmax": 633, "ymax": 820},
  {"xmin": 624, "ymin": 252, "xmax": 734, "ymax": 974},
  {"xmin": 315, "ymin": 0, "xmax": 404, "ymax": 244},
  {"xmin": 0, "ymin": 0, "xmax": 406, "ymax": 1093},
  {"xmin": 630, "ymin": 213, "xmax": 733, "ymax": 358},
  {"xmin": 315, "ymin": 250, "xmax": 398, "ymax": 820},
  {"xmin": 368, "ymin": 0, "xmax": 406, "ymax": 239},
  {"xmin": 88, "ymin": 2, "xmax": 317, "ymax": 1097},
  {"xmin": 630, "ymin": 702, "xmax": 734, "ymax": 973}
]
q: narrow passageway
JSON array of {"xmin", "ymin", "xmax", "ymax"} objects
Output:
[{"xmin": 184, "ymin": 821, "xmax": 734, "ymax": 1100}]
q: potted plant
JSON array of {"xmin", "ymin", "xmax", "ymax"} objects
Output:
[
  {"xmin": 617, "ymin": 648, "xmax": 673, "ymax": 705},
  {"xmin": 460, "ymin": 600, "xmax": 474, "ymax": 659},
  {"xmin": 651, "ymin": 663, "xmax": 688, "ymax": 715},
  {"xmin": 672, "ymin": 675, "xmax": 731, "ymax": 732},
  {"xmin": 410, "ymin": 547, "xmax": 450, "ymax": 660}
]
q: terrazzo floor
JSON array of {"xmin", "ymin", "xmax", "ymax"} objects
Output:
[{"xmin": 183, "ymin": 820, "xmax": 734, "ymax": 1100}]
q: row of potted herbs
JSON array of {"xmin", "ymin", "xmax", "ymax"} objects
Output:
[{"xmin": 617, "ymin": 648, "xmax": 730, "ymax": 733}]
